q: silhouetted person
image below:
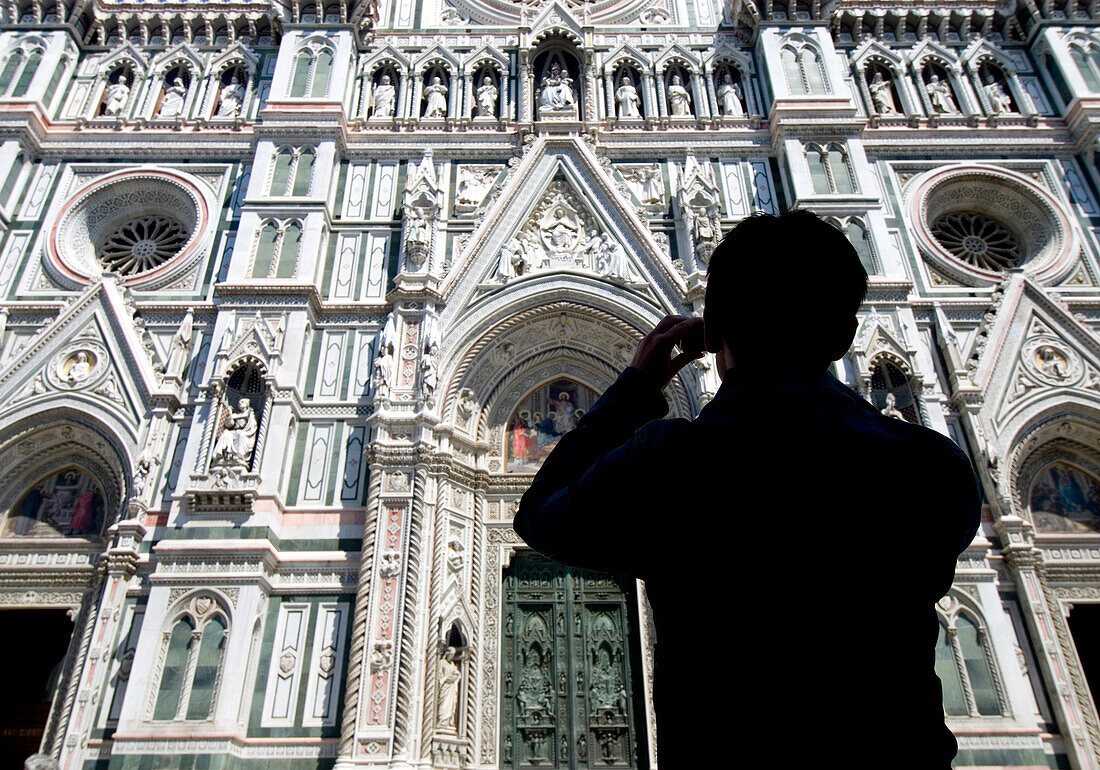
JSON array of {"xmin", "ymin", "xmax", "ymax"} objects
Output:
[{"xmin": 514, "ymin": 210, "xmax": 981, "ymax": 768}]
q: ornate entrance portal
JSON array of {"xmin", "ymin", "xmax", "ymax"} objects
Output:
[{"xmin": 501, "ymin": 553, "xmax": 648, "ymax": 769}]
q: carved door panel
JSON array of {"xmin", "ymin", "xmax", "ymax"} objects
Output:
[{"xmin": 501, "ymin": 553, "xmax": 646, "ymax": 769}]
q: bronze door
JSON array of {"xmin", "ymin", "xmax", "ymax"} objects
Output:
[{"xmin": 501, "ymin": 553, "xmax": 647, "ymax": 769}]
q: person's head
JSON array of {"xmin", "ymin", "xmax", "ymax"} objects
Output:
[{"xmin": 703, "ymin": 210, "xmax": 867, "ymax": 373}]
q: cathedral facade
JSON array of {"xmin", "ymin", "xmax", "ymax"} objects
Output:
[{"xmin": 3, "ymin": 0, "xmax": 1100, "ymax": 767}]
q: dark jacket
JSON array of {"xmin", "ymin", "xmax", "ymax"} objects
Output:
[{"xmin": 514, "ymin": 366, "xmax": 981, "ymax": 768}]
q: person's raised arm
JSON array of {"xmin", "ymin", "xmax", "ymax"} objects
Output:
[{"xmin": 513, "ymin": 316, "xmax": 703, "ymax": 575}]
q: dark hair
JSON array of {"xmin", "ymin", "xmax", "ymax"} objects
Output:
[{"xmin": 705, "ymin": 210, "xmax": 868, "ymax": 368}]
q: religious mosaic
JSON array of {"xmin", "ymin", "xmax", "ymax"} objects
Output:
[
  {"xmin": 1030, "ymin": 463, "xmax": 1100, "ymax": 533},
  {"xmin": 4, "ymin": 468, "xmax": 105, "ymax": 538},
  {"xmin": 505, "ymin": 379, "xmax": 598, "ymax": 472}
]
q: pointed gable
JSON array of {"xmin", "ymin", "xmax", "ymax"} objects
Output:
[
  {"xmin": 969, "ymin": 275, "xmax": 1100, "ymax": 435},
  {"xmin": 438, "ymin": 137, "xmax": 685, "ymax": 314},
  {"xmin": 0, "ymin": 277, "xmax": 167, "ymax": 446}
]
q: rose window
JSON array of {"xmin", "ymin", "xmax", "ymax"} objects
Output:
[
  {"xmin": 46, "ymin": 168, "xmax": 212, "ymax": 289},
  {"xmin": 97, "ymin": 215, "xmax": 190, "ymax": 276},
  {"xmin": 930, "ymin": 212, "xmax": 1022, "ymax": 271}
]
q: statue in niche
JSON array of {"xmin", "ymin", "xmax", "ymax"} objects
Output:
[
  {"xmin": 216, "ymin": 73, "xmax": 245, "ymax": 117},
  {"xmin": 983, "ymin": 75, "xmax": 1013, "ymax": 114},
  {"xmin": 438, "ymin": 646, "xmax": 461, "ymax": 730},
  {"xmin": 869, "ymin": 71, "xmax": 897, "ymax": 114},
  {"xmin": 880, "ymin": 392, "xmax": 905, "ymax": 419},
  {"xmin": 689, "ymin": 201, "xmax": 722, "ymax": 264},
  {"xmin": 211, "ymin": 396, "xmax": 258, "ymax": 467},
  {"xmin": 159, "ymin": 76, "xmax": 187, "ymax": 117},
  {"xmin": 925, "ymin": 72, "xmax": 959, "ymax": 114},
  {"xmin": 423, "ymin": 75, "xmax": 448, "ymax": 118},
  {"xmin": 404, "ymin": 207, "xmax": 431, "ymax": 267},
  {"xmin": 667, "ymin": 73, "xmax": 692, "ymax": 116},
  {"xmin": 589, "ymin": 645, "xmax": 620, "ymax": 710},
  {"xmin": 476, "ymin": 74, "xmax": 498, "ymax": 117},
  {"xmin": 717, "ymin": 72, "xmax": 744, "ymax": 116},
  {"xmin": 537, "ymin": 61, "xmax": 578, "ymax": 119},
  {"xmin": 372, "ymin": 345, "xmax": 393, "ymax": 398},
  {"xmin": 420, "ymin": 342, "xmax": 438, "ymax": 400},
  {"xmin": 165, "ymin": 308, "xmax": 194, "ymax": 378},
  {"xmin": 371, "ymin": 74, "xmax": 397, "ymax": 118},
  {"xmin": 616, "ymin": 75, "xmax": 642, "ymax": 119},
  {"xmin": 103, "ymin": 74, "xmax": 130, "ymax": 116}
]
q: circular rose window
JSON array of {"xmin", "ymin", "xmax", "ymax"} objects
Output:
[
  {"xmin": 907, "ymin": 165, "xmax": 1077, "ymax": 286},
  {"xmin": 46, "ymin": 168, "xmax": 211, "ymax": 289},
  {"xmin": 930, "ymin": 212, "xmax": 1022, "ymax": 271}
]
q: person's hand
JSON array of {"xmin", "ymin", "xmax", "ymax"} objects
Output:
[{"xmin": 629, "ymin": 315, "xmax": 705, "ymax": 388}]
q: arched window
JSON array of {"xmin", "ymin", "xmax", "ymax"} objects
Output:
[
  {"xmin": 827, "ymin": 145, "xmax": 854, "ymax": 193},
  {"xmin": 807, "ymin": 145, "xmax": 830, "ymax": 193},
  {"xmin": 782, "ymin": 47, "xmax": 805, "ymax": 94},
  {"xmin": 253, "ymin": 221, "xmax": 279, "ymax": 277},
  {"xmin": 1071, "ymin": 45, "xmax": 1100, "ymax": 91},
  {"xmin": 957, "ymin": 615, "xmax": 999, "ymax": 715},
  {"xmin": 0, "ymin": 49, "xmax": 24, "ymax": 94},
  {"xmin": 253, "ymin": 218, "xmax": 302, "ymax": 279},
  {"xmin": 935, "ymin": 622, "xmax": 967, "ymax": 715},
  {"xmin": 154, "ymin": 617, "xmax": 195, "ymax": 720},
  {"xmin": 1, "ymin": 152, "xmax": 23, "ymax": 207},
  {"xmin": 290, "ymin": 45, "xmax": 333, "ymax": 98},
  {"xmin": 7, "ymin": 47, "xmax": 41, "ymax": 97},
  {"xmin": 805, "ymin": 144, "xmax": 855, "ymax": 194},
  {"xmin": 846, "ymin": 219, "xmax": 876, "ymax": 273},
  {"xmin": 936, "ymin": 612, "xmax": 1002, "ymax": 717},
  {"xmin": 0, "ymin": 46, "xmax": 41, "ymax": 97},
  {"xmin": 268, "ymin": 147, "xmax": 315, "ymax": 196},
  {"xmin": 277, "ymin": 221, "xmax": 302, "ymax": 278},
  {"xmin": 782, "ymin": 43, "xmax": 827, "ymax": 94},
  {"xmin": 870, "ymin": 361, "xmax": 920, "ymax": 423},
  {"xmin": 152, "ymin": 601, "xmax": 230, "ymax": 721}
]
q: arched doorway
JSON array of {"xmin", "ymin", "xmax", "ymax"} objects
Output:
[{"xmin": 500, "ymin": 553, "xmax": 649, "ymax": 769}]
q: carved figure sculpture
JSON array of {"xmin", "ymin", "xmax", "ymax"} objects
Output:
[
  {"xmin": 211, "ymin": 397, "xmax": 258, "ymax": 467},
  {"xmin": 372, "ymin": 346, "xmax": 393, "ymax": 398},
  {"xmin": 494, "ymin": 237, "xmax": 525, "ymax": 282},
  {"xmin": 372, "ymin": 74, "xmax": 396, "ymax": 118},
  {"xmin": 880, "ymin": 392, "xmax": 905, "ymax": 419},
  {"xmin": 476, "ymin": 75, "xmax": 498, "ymax": 117},
  {"xmin": 423, "ymin": 75, "xmax": 448, "ymax": 118},
  {"xmin": 984, "ymin": 76, "xmax": 1013, "ymax": 114},
  {"xmin": 66, "ymin": 352, "xmax": 93, "ymax": 383},
  {"xmin": 405, "ymin": 208, "xmax": 431, "ymax": 267},
  {"xmin": 103, "ymin": 76, "xmax": 130, "ymax": 116},
  {"xmin": 438, "ymin": 646, "xmax": 461, "ymax": 729},
  {"xmin": 641, "ymin": 166, "xmax": 664, "ymax": 204},
  {"xmin": 159, "ymin": 76, "xmax": 187, "ymax": 117},
  {"xmin": 717, "ymin": 72, "xmax": 744, "ymax": 116},
  {"xmin": 537, "ymin": 62, "xmax": 578, "ymax": 118},
  {"xmin": 420, "ymin": 343, "xmax": 438, "ymax": 399},
  {"xmin": 869, "ymin": 71, "xmax": 897, "ymax": 114},
  {"xmin": 925, "ymin": 73, "xmax": 959, "ymax": 114},
  {"xmin": 667, "ymin": 73, "xmax": 692, "ymax": 116},
  {"xmin": 217, "ymin": 74, "xmax": 245, "ymax": 117},
  {"xmin": 165, "ymin": 309, "xmax": 194, "ymax": 378},
  {"xmin": 597, "ymin": 233, "xmax": 632, "ymax": 282},
  {"xmin": 456, "ymin": 166, "xmax": 496, "ymax": 209},
  {"xmin": 616, "ymin": 75, "xmax": 641, "ymax": 119}
]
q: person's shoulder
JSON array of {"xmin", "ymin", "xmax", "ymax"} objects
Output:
[{"xmin": 877, "ymin": 413, "xmax": 972, "ymax": 471}]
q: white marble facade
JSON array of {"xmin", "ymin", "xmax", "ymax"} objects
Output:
[{"xmin": 3, "ymin": 0, "xmax": 1100, "ymax": 768}]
